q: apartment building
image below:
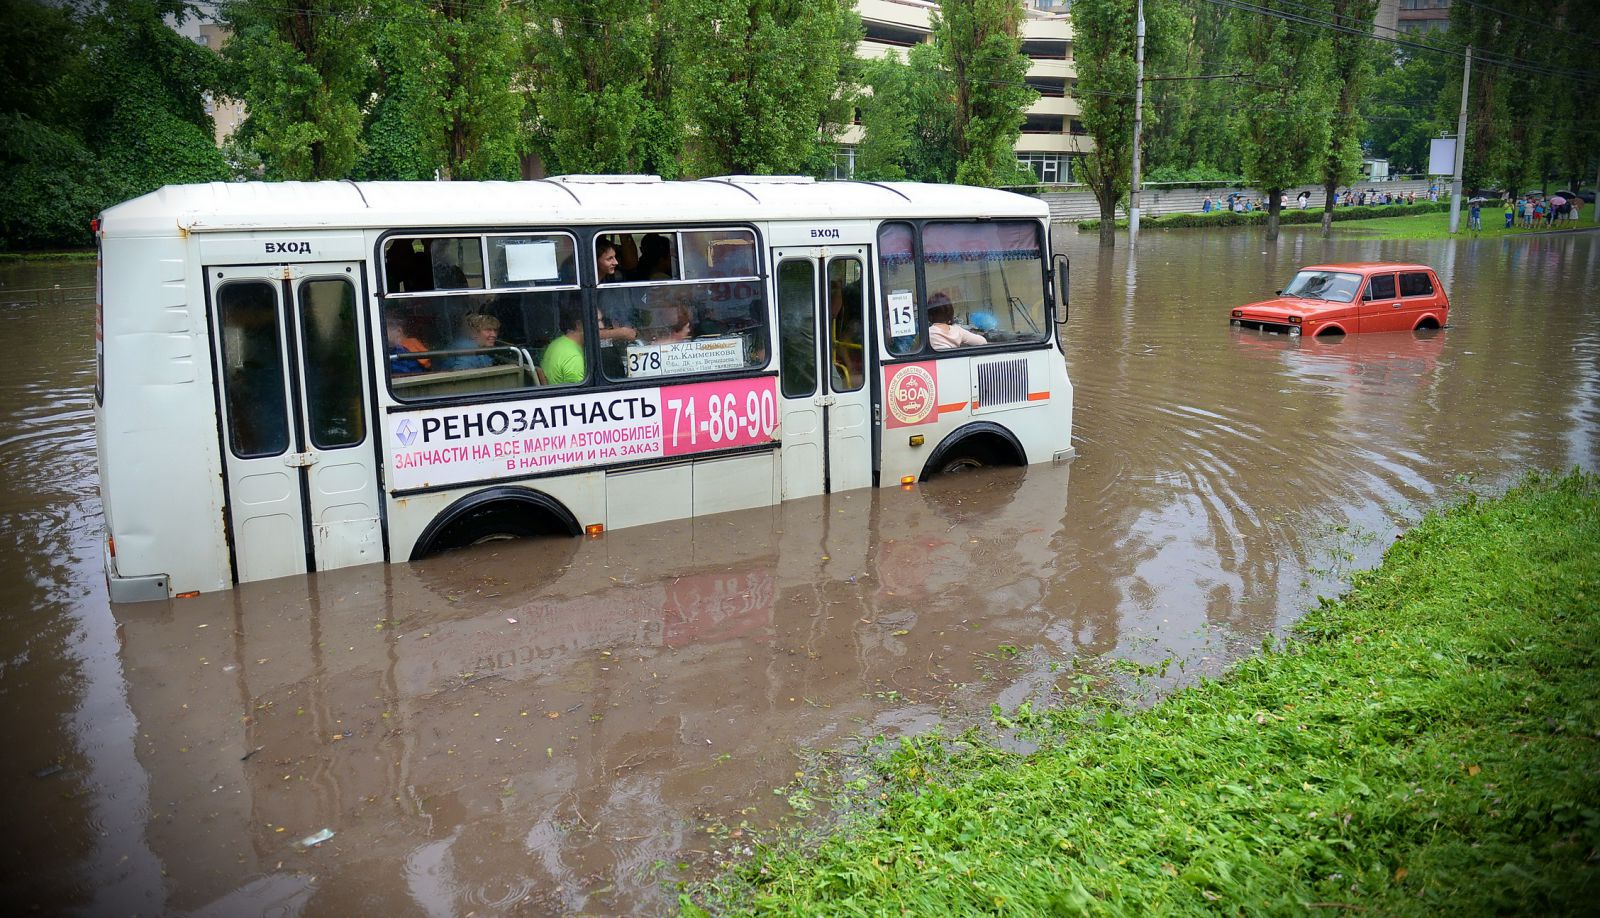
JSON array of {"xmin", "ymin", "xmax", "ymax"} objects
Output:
[
  {"xmin": 169, "ymin": 7, "xmax": 246, "ymax": 146},
  {"xmin": 846, "ymin": 0, "xmax": 1090, "ymax": 184}
]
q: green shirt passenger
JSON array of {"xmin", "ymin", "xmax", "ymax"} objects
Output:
[{"xmin": 541, "ymin": 306, "xmax": 586, "ymax": 385}]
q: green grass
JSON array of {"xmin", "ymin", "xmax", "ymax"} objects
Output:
[
  {"xmin": 685, "ymin": 471, "xmax": 1600, "ymax": 916},
  {"xmin": 1323, "ymin": 208, "xmax": 1597, "ymax": 240}
]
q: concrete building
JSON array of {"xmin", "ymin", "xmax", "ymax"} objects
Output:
[
  {"xmin": 844, "ymin": 0, "xmax": 1090, "ymax": 184},
  {"xmin": 1396, "ymin": 0, "xmax": 1451, "ymax": 35}
]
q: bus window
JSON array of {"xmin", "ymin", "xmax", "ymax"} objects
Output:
[
  {"xmin": 382, "ymin": 236, "xmax": 485, "ymax": 293},
  {"xmin": 299, "ymin": 278, "xmax": 366, "ymax": 449},
  {"xmin": 877, "ymin": 222, "xmax": 922, "ymax": 355},
  {"xmin": 778, "ymin": 259, "xmax": 817, "ymax": 399},
  {"xmin": 488, "ymin": 235, "xmax": 576, "ymax": 288},
  {"xmin": 597, "ymin": 227, "xmax": 768, "ymax": 382},
  {"xmin": 919, "ymin": 221, "xmax": 1047, "ymax": 347},
  {"xmin": 381, "ymin": 232, "xmax": 582, "ymax": 400},
  {"xmin": 827, "ymin": 258, "xmax": 865, "ymax": 392},
  {"xmin": 216, "ymin": 281, "xmax": 289, "ymax": 458}
]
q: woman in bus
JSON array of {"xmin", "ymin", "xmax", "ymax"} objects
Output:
[
  {"xmin": 443, "ymin": 313, "xmax": 500, "ymax": 369},
  {"xmin": 927, "ymin": 292, "xmax": 986, "ymax": 350}
]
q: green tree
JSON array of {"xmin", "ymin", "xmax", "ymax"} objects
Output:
[
  {"xmin": 376, "ymin": 0, "xmax": 526, "ymax": 180},
  {"xmin": 1318, "ymin": 0, "xmax": 1378, "ymax": 234},
  {"xmin": 676, "ymin": 0, "xmax": 860, "ymax": 177},
  {"xmin": 1448, "ymin": 0, "xmax": 1600, "ymax": 197},
  {"xmin": 1144, "ymin": 1, "xmax": 1244, "ymax": 180},
  {"xmin": 1071, "ymin": 0, "xmax": 1137, "ymax": 247},
  {"xmin": 221, "ymin": 0, "xmax": 373, "ymax": 179},
  {"xmin": 854, "ymin": 43, "xmax": 958, "ymax": 182},
  {"xmin": 523, "ymin": 0, "xmax": 670, "ymax": 175},
  {"xmin": 932, "ymin": 0, "xmax": 1034, "ymax": 187},
  {"xmin": 1361, "ymin": 37, "xmax": 1452, "ymax": 176},
  {"xmin": 1233, "ymin": 0, "xmax": 1333, "ymax": 240},
  {"xmin": 2, "ymin": 0, "xmax": 226, "ymax": 249}
]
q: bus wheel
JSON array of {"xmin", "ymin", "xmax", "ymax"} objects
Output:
[
  {"xmin": 938, "ymin": 451, "xmax": 990, "ymax": 474},
  {"xmin": 411, "ymin": 488, "xmax": 580, "ymax": 560}
]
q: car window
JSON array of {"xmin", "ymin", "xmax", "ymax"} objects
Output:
[
  {"xmin": 1283, "ymin": 271, "xmax": 1362, "ymax": 303},
  {"xmin": 1365, "ymin": 274, "xmax": 1396, "ymax": 300},
  {"xmin": 1398, "ymin": 272, "xmax": 1435, "ymax": 297}
]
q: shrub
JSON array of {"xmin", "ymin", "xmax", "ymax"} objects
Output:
[{"xmin": 1079, "ymin": 200, "xmax": 1449, "ymax": 232}]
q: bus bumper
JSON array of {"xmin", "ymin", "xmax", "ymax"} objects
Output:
[{"xmin": 104, "ymin": 539, "xmax": 170, "ymax": 603}]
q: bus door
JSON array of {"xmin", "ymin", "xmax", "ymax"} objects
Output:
[
  {"xmin": 207, "ymin": 263, "xmax": 383, "ymax": 583},
  {"xmin": 773, "ymin": 247, "xmax": 874, "ymax": 499}
]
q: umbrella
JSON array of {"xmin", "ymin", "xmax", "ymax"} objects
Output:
[
  {"xmin": 1550, "ymin": 195, "xmax": 1567, "ymax": 206},
  {"xmin": 1469, "ymin": 197, "xmax": 1490, "ymax": 203}
]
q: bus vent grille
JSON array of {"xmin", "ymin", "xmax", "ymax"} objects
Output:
[{"xmin": 977, "ymin": 358, "xmax": 1028, "ymax": 408}]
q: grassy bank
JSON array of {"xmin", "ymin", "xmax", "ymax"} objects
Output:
[
  {"xmin": 1322, "ymin": 208, "xmax": 1596, "ymax": 241},
  {"xmin": 0, "ymin": 249, "xmax": 96, "ymax": 263},
  {"xmin": 687, "ymin": 471, "xmax": 1600, "ymax": 915}
]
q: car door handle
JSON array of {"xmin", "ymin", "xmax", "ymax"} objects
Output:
[{"xmin": 1391, "ymin": 302, "xmax": 1402, "ymax": 308}]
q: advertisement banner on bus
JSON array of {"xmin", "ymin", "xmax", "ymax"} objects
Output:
[{"xmin": 385, "ymin": 376, "xmax": 779, "ymax": 491}]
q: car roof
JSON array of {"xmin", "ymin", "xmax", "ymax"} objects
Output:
[{"xmin": 1299, "ymin": 263, "xmax": 1436, "ymax": 274}]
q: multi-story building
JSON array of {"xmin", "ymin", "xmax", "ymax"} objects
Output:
[
  {"xmin": 845, "ymin": 0, "xmax": 1090, "ymax": 185},
  {"xmin": 169, "ymin": 7, "xmax": 247, "ymax": 146},
  {"xmin": 1395, "ymin": 0, "xmax": 1451, "ymax": 35}
]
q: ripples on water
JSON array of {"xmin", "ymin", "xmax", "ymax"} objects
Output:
[{"xmin": 2, "ymin": 228, "xmax": 1597, "ymax": 914}]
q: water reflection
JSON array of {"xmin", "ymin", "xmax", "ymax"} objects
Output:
[
  {"xmin": 3, "ymin": 226, "xmax": 1597, "ymax": 913},
  {"xmin": 103, "ymin": 464, "xmax": 1082, "ymax": 914}
]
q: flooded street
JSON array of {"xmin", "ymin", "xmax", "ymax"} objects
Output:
[{"xmin": 3, "ymin": 225, "xmax": 1597, "ymax": 915}]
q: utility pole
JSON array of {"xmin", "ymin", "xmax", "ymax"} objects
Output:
[
  {"xmin": 1448, "ymin": 46, "xmax": 1470, "ymax": 234},
  {"xmin": 1130, "ymin": 0, "xmax": 1146, "ymax": 241}
]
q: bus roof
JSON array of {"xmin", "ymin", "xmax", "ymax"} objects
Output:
[{"xmin": 99, "ymin": 177, "xmax": 1049, "ymax": 236}]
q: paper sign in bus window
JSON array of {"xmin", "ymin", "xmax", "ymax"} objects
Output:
[
  {"xmin": 887, "ymin": 290, "xmax": 917, "ymax": 338},
  {"xmin": 626, "ymin": 338, "xmax": 745, "ymax": 378},
  {"xmin": 504, "ymin": 241, "xmax": 559, "ymax": 282}
]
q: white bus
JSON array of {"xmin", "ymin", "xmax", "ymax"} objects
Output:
[{"xmin": 95, "ymin": 176, "xmax": 1073, "ymax": 602}]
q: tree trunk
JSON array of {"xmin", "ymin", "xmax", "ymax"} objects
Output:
[
  {"xmin": 1322, "ymin": 180, "xmax": 1338, "ymax": 235},
  {"xmin": 1265, "ymin": 187, "xmax": 1282, "ymax": 241},
  {"xmin": 1098, "ymin": 185, "xmax": 1117, "ymax": 248}
]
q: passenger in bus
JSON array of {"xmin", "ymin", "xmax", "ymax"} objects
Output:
[
  {"xmin": 443, "ymin": 313, "xmax": 501, "ymax": 369},
  {"xmin": 631, "ymin": 233, "xmax": 674, "ymax": 281},
  {"xmin": 596, "ymin": 237, "xmax": 624, "ymax": 284},
  {"xmin": 385, "ymin": 315, "xmax": 431, "ymax": 373},
  {"xmin": 594, "ymin": 239, "xmax": 638, "ymax": 345},
  {"xmin": 928, "ymin": 293, "xmax": 986, "ymax": 350},
  {"xmin": 541, "ymin": 304, "xmax": 586, "ymax": 384}
]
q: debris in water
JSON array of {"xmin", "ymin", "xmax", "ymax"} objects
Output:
[{"xmin": 299, "ymin": 828, "xmax": 335, "ymax": 848}]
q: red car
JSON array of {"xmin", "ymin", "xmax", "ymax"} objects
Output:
[{"xmin": 1230, "ymin": 262, "xmax": 1450, "ymax": 337}]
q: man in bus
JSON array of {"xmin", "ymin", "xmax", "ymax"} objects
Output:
[{"xmin": 541, "ymin": 304, "xmax": 586, "ymax": 384}]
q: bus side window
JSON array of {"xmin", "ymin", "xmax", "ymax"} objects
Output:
[{"xmin": 216, "ymin": 281, "xmax": 289, "ymax": 458}]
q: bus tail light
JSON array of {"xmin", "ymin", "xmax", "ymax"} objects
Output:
[
  {"xmin": 585, "ymin": 523, "xmax": 605, "ymax": 537},
  {"xmin": 107, "ymin": 536, "xmax": 115, "ymax": 558},
  {"xmin": 900, "ymin": 475, "xmax": 916, "ymax": 488},
  {"xmin": 176, "ymin": 590, "xmax": 200, "ymax": 599}
]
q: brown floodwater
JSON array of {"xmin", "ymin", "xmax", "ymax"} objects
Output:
[{"xmin": 2, "ymin": 224, "xmax": 1597, "ymax": 914}]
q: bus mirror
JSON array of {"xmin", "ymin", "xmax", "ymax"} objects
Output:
[{"xmin": 1053, "ymin": 255, "xmax": 1070, "ymax": 324}]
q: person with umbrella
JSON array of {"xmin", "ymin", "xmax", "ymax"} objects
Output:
[
  {"xmin": 1550, "ymin": 194, "xmax": 1568, "ymax": 224},
  {"xmin": 1469, "ymin": 197, "xmax": 1482, "ymax": 231}
]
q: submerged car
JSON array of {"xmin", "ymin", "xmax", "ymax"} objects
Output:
[{"xmin": 1230, "ymin": 263, "xmax": 1449, "ymax": 337}]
